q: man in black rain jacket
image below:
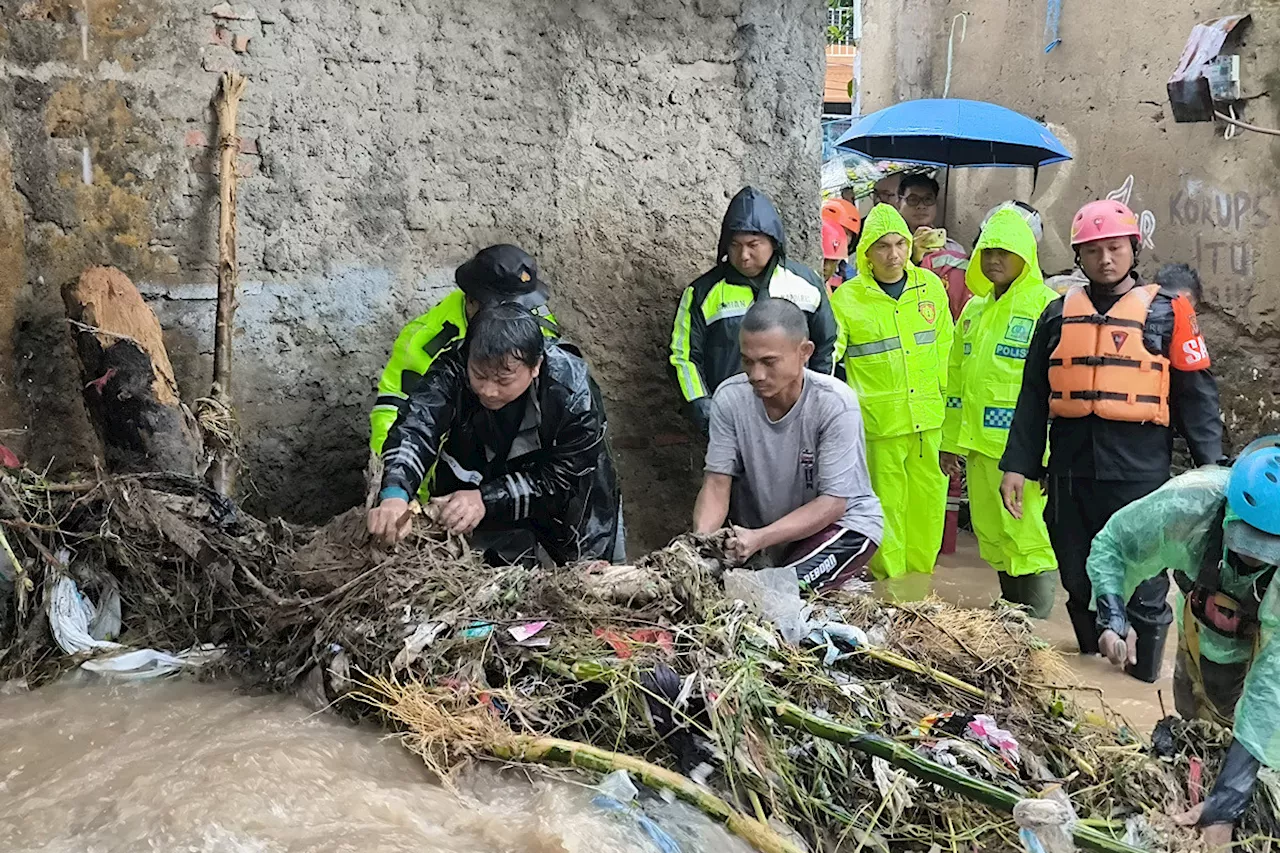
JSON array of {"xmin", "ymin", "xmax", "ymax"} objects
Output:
[
  {"xmin": 669, "ymin": 186, "xmax": 839, "ymax": 434},
  {"xmin": 370, "ymin": 304, "xmax": 622, "ymax": 566}
]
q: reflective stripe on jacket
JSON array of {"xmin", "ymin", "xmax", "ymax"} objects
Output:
[
  {"xmin": 831, "ymin": 204, "xmax": 954, "ymax": 440},
  {"xmin": 669, "ymin": 186, "xmax": 840, "ymax": 404},
  {"xmin": 1048, "ymin": 284, "xmax": 1170, "ymax": 426},
  {"xmin": 942, "ymin": 209, "xmax": 1059, "ymax": 459},
  {"xmin": 669, "ymin": 262, "xmax": 838, "ymax": 403}
]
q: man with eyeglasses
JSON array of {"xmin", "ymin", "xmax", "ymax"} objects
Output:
[{"xmin": 898, "ymin": 174, "xmax": 972, "ymax": 321}]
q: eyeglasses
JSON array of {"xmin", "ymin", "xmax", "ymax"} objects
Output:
[{"xmin": 901, "ymin": 195, "xmax": 938, "ymax": 208}]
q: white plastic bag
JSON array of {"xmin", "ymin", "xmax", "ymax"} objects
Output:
[
  {"xmin": 723, "ymin": 567, "xmax": 812, "ymax": 644},
  {"xmin": 49, "ymin": 574, "xmax": 123, "ymax": 655},
  {"xmin": 48, "ymin": 571, "xmax": 222, "ymax": 680}
]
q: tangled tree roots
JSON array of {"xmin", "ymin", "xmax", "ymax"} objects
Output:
[{"xmin": 0, "ymin": 471, "xmax": 1273, "ymax": 852}]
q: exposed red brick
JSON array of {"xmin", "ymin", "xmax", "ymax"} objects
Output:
[
  {"xmin": 184, "ymin": 129, "xmax": 208, "ymax": 148},
  {"xmin": 232, "ymin": 35, "xmax": 251, "ymax": 54}
]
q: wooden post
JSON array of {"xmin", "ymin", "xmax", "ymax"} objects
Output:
[{"xmin": 202, "ymin": 70, "xmax": 248, "ymax": 497}]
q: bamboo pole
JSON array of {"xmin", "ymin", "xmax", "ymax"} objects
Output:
[
  {"xmin": 774, "ymin": 702, "xmax": 1143, "ymax": 853},
  {"xmin": 491, "ymin": 734, "xmax": 804, "ymax": 853},
  {"xmin": 860, "ymin": 646, "xmax": 990, "ymax": 701},
  {"xmin": 207, "ymin": 70, "xmax": 247, "ymax": 497}
]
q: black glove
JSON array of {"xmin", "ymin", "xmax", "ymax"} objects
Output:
[
  {"xmin": 1200, "ymin": 739, "xmax": 1262, "ymax": 826},
  {"xmin": 1095, "ymin": 593, "xmax": 1129, "ymax": 639},
  {"xmin": 687, "ymin": 398, "xmax": 713, "ymax": 436}
]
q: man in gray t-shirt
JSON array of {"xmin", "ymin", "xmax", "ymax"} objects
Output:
[{"xmin": 693, "ymin": 298, "xmax": 883, "ymax": 591}]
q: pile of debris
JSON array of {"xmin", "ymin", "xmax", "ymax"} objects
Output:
[{"xmin": 0, "ymin": 470, "xmax": 1274, "ymax": 852}]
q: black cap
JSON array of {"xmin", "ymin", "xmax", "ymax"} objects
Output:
[{"xmin": 454, "ymin": 244, "xmax": 550, "ymax": 310}]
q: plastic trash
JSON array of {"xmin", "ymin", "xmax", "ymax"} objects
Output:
[
  {"xmin": 591, "ymin": 793, "xmax": 682, "ymax": 853},
  {"xmin": 392, "ymin": 621, "xmax": 447, "ymax": 669},
  {"xmin": 805, "ymin": 617, "xmax": 870, "ymax": 666},
  {"xmin": 459, "ymin": 621, "xmax": 495, "ymax": 639},
  {"xmin": 966, "ymin": 714, "xmax": 1020, "ymax": 765},
  {"xmin": 871, "ymin": 757, "xmax": 917, "ymax": 821},
  {"xmin": 48, "ymin": 571, "xmax": 222, "ymax": 679},
  {"xmin": 508, "ymin": 621, "xmax": 547, "ymax": 643},
  {"xmin": 49, "ymin": 573, "xmax": 123, "ymax": 655},
  {"xmin": 1013, "ymin": 799, "xmax": 1075, "ymax": 853},
  {"xmin": 80, "ymin": 645, "xmax": 223, "ymax": 680},
  {"xmin": 723, "ymin": 567, "xmax": 811, "ymax": 644},
  {"xmin": 597, "ymin": 769, "xmax": 639, "ymax": 803}
]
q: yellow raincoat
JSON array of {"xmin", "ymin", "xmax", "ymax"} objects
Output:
[
  {"xmin": 831, "ymin": 204, "xmax": 954, "ymax": 579},
  {"xmin": 942, "ymin": 210, "xmax": 1059, "ymax": 584}
]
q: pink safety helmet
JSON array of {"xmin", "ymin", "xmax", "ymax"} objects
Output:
[
  {"xmin": 821, "ymin": 220, "xmax": 849, "ymax": 260},
  {"xmin": 1070, "ymin": 200, "xmax": 1141, "ymax": 247}
]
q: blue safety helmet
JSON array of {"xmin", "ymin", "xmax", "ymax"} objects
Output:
[{"xmin": 1225, "ymin": 435, "xmax": 1280, "ymax": 565}]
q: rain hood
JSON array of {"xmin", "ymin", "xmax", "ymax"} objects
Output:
[
  {"xmin": 717, "ymin": 186, "xmax": 787, "ymax": 263},
  {"xmin": 966, "ymin": 208, "xmax": 1044, "ymax": 299},
  {"xmin": 854, "ymin": 203, "xmax": 915, "ymax": 282}
]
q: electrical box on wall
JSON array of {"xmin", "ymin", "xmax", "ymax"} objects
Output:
[
  {"xmin": 1167, "ymin": 13, "xmax": 1251, "ymax": 123},
  {"xmin": 1206, "ymin": 54, "xmax": 1242, "ymax": 102}
]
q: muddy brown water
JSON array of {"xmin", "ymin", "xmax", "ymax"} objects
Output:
[
  {"xmin": 0, "ymin": 680, "xmax": 752, "ymax": 853},
  {"xmin": 0, "ymin": 532, "xmax": 1168, "ymax": 851},
  {"xmin": 931, "ymin": 532, "xmax": 1176, "ymax": 732}
]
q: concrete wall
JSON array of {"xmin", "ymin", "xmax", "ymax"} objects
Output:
[
  {"xmin": 0, "ymin": 0, "xmax": 825, "ymax": 549},
  {"xmin": 859, "ymin": 0, "xmax": 1280, "ymax": 447}
]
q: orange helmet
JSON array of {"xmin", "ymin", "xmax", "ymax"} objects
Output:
[
  {"xmin": 821, "ymin": 198, "xmax": 862, "ymax": 236},
  {"xmin": 821, "ymin": 220, "xmax": 849, "ymax": 261}
]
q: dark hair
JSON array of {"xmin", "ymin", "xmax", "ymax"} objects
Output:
[
  {"xmin": 741, "ymin": 297, "xmax": 809, "ymax": 343},
  {"xmin": 1154, "ymin": 262, "xmax": 1204, "ymax": 304},
  {"xmin": 899, "ymin": 174, "xmax": 940, "ymax": 198},
  {"xmin": 465, "ymin": 303, "xmax": 544, "ymax": 369}
]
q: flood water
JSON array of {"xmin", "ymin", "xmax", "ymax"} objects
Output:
[
  {"xmin": 932, "ymin": 532, "xmax": 1175, "ymax": 732},
  {"xmin": 0, "ymin": 679, "xmax": 751, "ymax": 853},
  {"xmin": 0, "ymin": 532, "xmax": 1168, "ymax": 852}
]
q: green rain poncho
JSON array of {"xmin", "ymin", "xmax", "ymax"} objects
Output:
[{"xmin": 1086, "ymin": 467, "xmax": 1280, "ymax": 769}]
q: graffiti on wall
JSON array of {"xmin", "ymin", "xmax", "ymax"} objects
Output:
[
  {"xmin": 1168, "ymin": 181, "xmax": 1269, "ymax": 310},
  {"xmin": 1107, "ymin": 175, "xmax": 1157, "ymax": 250}
]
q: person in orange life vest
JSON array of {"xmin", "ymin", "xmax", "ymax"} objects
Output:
[
  {"xmin": 898, "ymin": 174, "xmax": 971, "ymax": 320},
  {"xmin": 999, "ymin": 199, "xmax": 1225, "ymax": 681},
  {"xmin": 821, "ymin": 220, "xmax": 850, "ymax": 293},
  {"xmin": 822, "ymin": 198, "xmax": 862, "ymax": 289}
]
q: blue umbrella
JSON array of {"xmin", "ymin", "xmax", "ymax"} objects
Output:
[{"xmin": 835, "ymin": 98, "xmax": 1071, "ymax": 169}]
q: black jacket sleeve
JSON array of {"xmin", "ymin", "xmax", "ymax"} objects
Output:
[
  {"xmin": 479, "ymin": 384, "xmax": 606, "ymax": 524},
  {"xmin": 1149, "ymin": 295, "xmax": 1226, "ymax": 467},
  {"xmin": 1000, "ymin": 301, "xmax": 1058, "ymax": 478},
  {"xmin": 792, "ymin": 260, "xmax": 839, "ymax": 375},
  {"xmin": 379, "ymin": 346, "xmax": 464, "ymax": 498}
]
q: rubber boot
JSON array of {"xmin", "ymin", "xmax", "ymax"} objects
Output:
[
  {"xmin": 998, "ymin": 572, "xmax": 1057, "ymax": 620},
  {"xmin": 1125, "ymin": 621, "xmax": 1171, "ymax": 684},
  {"xmin": 1067, "ymin": 605, "xmax": 1100, "ymax": 655}
]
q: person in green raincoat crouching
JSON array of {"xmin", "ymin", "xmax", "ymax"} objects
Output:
[
  {"xmin": 1086, "ymin": 436, "xmax": 1280, "ymax": 843},
  {"xmin": 940, "ymin": 207, "xmax": 1059, "ymax": 617}
]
